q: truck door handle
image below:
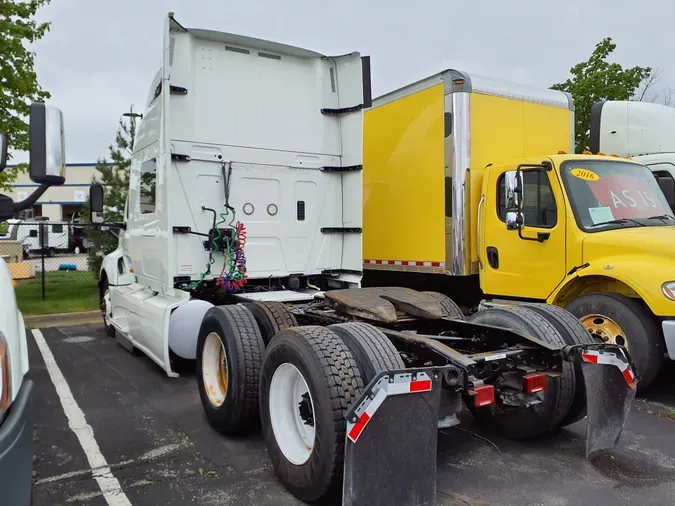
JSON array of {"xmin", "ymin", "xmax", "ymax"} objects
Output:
[{"xmin": 486, "ymin": 247, "xmax": 499, "ymax": 269}]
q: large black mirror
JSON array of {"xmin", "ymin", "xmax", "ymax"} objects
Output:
[
  {"xmin": 656, "ymin": 175, "xmax": 675, "ymax": 211},
  {"xmin": 29, "ymin": 103, "xmax": 66, "ymax": 185},
  {"xmin": 0, "ymin": 133, "xmax": 7, "ymax": 172},
  {"xmin": 90, "ymin": 184, "xmax": 104, "ymax": 224}
]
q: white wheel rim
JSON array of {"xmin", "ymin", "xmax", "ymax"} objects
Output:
[
  {"xmin": 269, "ymin": 363, "xmax": 316, "ymax": 465},
  {"xmin": 202, "ymin": 332, "xmax": 229, "ymax": 408}
]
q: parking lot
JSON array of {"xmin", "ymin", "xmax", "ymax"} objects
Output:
[{"xmin": 29, "ymin": 323, "xmax": 675, "ymax": 506}]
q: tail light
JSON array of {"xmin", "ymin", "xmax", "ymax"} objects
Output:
[
  {"xmin": 0, "ymin": 332, "xmax": 11, "ymax": 417},
  {"xmin": 523, "ymin": 373, "xmax": 547, "ymax": 394},
  {"xmin": 469, "ymin": 384, "xmax": 495, "ymax": 408}
]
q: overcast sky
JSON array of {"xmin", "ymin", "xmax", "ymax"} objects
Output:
[{"xmin": 15, "ymin": 0, "xmax": 674, "ymax": 163}]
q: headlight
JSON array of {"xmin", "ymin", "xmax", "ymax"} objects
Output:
[
  {"xmin": 662, "ymin": 282, "xmax": 675, "ymax": 301},
  {"xmin": 0, "ymin": 332, "xmax": 11, "ymax": 417}
]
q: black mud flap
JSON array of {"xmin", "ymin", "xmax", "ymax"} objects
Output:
[
  {"xmin": 574, "ymin": 346, "xmax": 637, "ymax": 457},
  {"xmin": 342, "ymin": 367, "xmax": 443, "ymax": 506}
]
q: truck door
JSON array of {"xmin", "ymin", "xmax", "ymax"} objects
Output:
[
  {"xmin": 127, "ymin": 155, "xmax": 163, "ymax": 290},
  {"xmin": 480, "ymin": 166, "xmax": 566, "ymax": 300}
]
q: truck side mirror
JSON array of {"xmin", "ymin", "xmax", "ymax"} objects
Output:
[
  {"xmin": 90, "ymin": 184, "xmax": 104, "ymax": 224},
  {"xmin": 29, "ymin": 103, "xmax": 66, "ymax": 185},
  {"xmin": 0, "ymin": 133, "xmax": 7, "ymax": 172},
  {"xmin": 0, "ymin": 103, "xmax": 67, "ymax": 221},
  {"xmin": 656, "ymin": 176, "xmax": 675, "ymax": 211},
  {"xmin": 504, "ymin": 170, "xmax": 524, "ymax": 230}
]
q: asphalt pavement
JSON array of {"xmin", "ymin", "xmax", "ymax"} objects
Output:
[{"xmin": 28, "ymin": 324, "xmax": 675, "ymax": 506}]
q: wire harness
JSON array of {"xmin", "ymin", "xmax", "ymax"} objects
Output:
[{"xmin": 190, "ymin": 161, "xmax": 248, "ymax": 293}]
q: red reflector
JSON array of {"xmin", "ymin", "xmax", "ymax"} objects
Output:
[
  {"xmin": 410, "ymin": 379, "xmax": 432, "ymax": 392},
  {"xmin": 469, "ymin": 385, "xmax": 494, "ymax": 408},
  {"xmin": 523, "ymin": 373, "xmax": 547, "ymax": 394},
  {"xmin": 348, "ymin": 412, "xmax": 371, "ymax": 442}
]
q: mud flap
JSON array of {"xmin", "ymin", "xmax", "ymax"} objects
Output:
[
  {"xmin": 342, "ymin": 367, "xmax": 443, "ymax": 506},
  {"xmin": 577, "ymin": 347, "xmax": 637, "ymax": 457}
]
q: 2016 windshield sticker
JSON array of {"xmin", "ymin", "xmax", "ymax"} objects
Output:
[{"xmin": 571, "ymin": 168, "xmax": 600, "ymax": 181}]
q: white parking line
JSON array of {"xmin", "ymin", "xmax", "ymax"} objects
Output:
[{"xmin": 32, "ymin": 329, "xmax": 132, "ymax": 506}]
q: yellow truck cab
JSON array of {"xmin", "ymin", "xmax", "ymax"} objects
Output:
[{"xmin": 363, "ymin": 69, "xmax": 675, "ymax": 389}]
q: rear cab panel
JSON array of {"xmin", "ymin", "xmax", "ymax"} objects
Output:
[{"xmin": 162, "ymin": 21, "xmax": 367, "ymax": 285}]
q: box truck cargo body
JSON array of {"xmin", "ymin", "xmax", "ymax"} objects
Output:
[{"xmin": 363, "ymin": 69, "xmax": 574, "ymax": 283}]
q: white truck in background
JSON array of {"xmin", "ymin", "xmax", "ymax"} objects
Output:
[
  {"xmin": 590, "ymin": 100, "xmax": 675, "ymax": 210},
  {"xmin": 88, "ymin": 13, "xmax": 639, "ymax": 505},
  {"xmin": 0, "ymin": 103, "xmax": 67, "ymax": 506},
  {"xmin": 2, "ymin": 218, "xmax": 74, "ymax": 258}
]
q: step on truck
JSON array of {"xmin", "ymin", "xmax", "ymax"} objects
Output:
[
  {"xmin": 89, "ymin": 13, "xmax": 638, "ymax": 505},
  {"xmin": 0, "ymin": 103, "xmax": 68, "ymax": 506},
  {"xmin": 362, "ymin": 70, "xmax": 675, "ymax": 392}
]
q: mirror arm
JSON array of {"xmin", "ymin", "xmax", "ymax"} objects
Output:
[{"xmin": 12, "ymin": 182, "xmax": 50, "ymax": 212}]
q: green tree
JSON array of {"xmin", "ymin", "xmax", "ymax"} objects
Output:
[
  {"xmin": 82, "ymin": 107, "xmax": 138, "ymax": 276},
  {"xmin": 0, "ymin": 0, "xmax": 52, "ymax": 190},
  {"xmin": 551, "ymin": 37, "xmax": 651, "ymax": 153}
]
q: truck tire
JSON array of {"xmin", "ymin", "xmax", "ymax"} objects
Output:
[
  {"xmin": 99, "ymin": 278, "xmax": 115, "ymax": 338},
  {"xmin": 259, "ymin": 326, "xmax": 363, "ymax": 503},
  {"xmin": 565, "ymin": 293, "xmax": 664, "ymax": 391},
  {"xmin": 525, "ymin": 303, "xmax": 594, "ymax": 427},
  {"xmin": 243, "ymin": 302, "xmax": 298, "ymax": 345},
  {"xmin": 329, "ymin": 322, "xmax": 405, "ymax": 384},
  {"xmin": 197, "ymin": 305, "xmax": 265, "ymax": 436},
  {"xmin": 422, "ymin": 291, "xmax": 465, "ymax": 320},
  {"xmin": 467, "ymin": 306, "xmax": 575, "ymax": 439}
]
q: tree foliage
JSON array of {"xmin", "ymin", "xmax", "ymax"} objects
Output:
[
  {"xmin": 551, "ymin": 37, "xmax": 651, "ymax": 153},
  {"xmin": 82, "ymin": 107, "xmax": 137, "ymax": 276},
  {"xmin": 0, "ymin": 0, "xmax": 52, "ymax": 190}
]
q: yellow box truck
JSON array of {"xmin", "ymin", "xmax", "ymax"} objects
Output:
[{"xmin": 363, "ymin": 69, "xmax": 675, "ymax": 390}]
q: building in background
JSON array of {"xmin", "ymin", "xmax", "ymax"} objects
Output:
[{"xmin": 6, "ymin": 163, "xmax": 110, "ymax": 221}]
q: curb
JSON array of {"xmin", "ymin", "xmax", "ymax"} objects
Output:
[{"xmin": 24, "ymin": 310, "xmax": 101, "ymax": 329}]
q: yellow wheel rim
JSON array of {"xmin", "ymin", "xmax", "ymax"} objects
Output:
[
  {"xmin": 203, "ymin": 332, "xmax": 229, "ymax": 407},
  {"xmin": 580, "ymin": 314, "xmax": 628, "ymax": 350}
]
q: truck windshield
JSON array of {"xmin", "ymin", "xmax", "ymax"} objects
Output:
[{"xmin": 560, "ymin": 159, "xmax": 675, "ymax": 231}]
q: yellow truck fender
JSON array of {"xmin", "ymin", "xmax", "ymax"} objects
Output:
[{"xmin": 547, "ymin": 255, "xmax": 675, "ymax": 317}]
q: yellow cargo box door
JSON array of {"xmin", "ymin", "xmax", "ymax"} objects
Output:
[{"xmin": 363, "ymin": 83, "xmax": 446, "ymax": 269}]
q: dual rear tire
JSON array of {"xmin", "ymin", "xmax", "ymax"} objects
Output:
[
  {"xmin": 467, "ymin": 303, "xmax": 594, "ymax": 439},
  {"xmin": 196, "ymin": 304, "xmax": 403, "ymax": 503}
]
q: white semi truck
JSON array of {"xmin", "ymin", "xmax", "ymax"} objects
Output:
[
  {"xmin": 0, "ymin": 103, "xmax": 67, "ymax": 506},
  {"xmin": 590, "ymin": 99, "xmax": 675, "ymax": 210},
  {"xmin": 89, "ymin": 13, "xmax": 639, "ymax": 505}
]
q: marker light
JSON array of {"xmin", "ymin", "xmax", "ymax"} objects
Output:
[{"xmin": 662, "ymin": 282, "xmax": 675, "ymax": 301}]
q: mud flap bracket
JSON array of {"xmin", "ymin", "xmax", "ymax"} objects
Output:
[
  {"xmin": 342, "ymin": 367, "xmax": 444, "ymax": 506},
  {"xmin": 564, "ymin": 344, "xmax": 637, "ymax": 458}
]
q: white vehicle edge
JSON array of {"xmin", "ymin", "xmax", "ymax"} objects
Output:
[{"xmin": 591, "ymin": 99, "xmax": 675, "ymax": 210}]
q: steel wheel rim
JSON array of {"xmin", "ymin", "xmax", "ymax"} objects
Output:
[
  {"xmin": 580, "ymin": 314, "xmax": 628, "ymax": 349},
  {"xmin": 269, "ymin": 363, "xmax": 316, "ymax": 465},
  {"xmin": 202, "ymin": 332, "xmax": 229, "ymax": 407}
]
